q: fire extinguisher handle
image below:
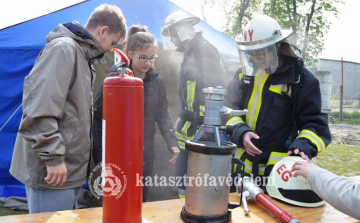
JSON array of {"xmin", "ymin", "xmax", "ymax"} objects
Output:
[
  {"xmin": 255, "ymin": 193, "xmax": 300, "ymax": 223},
  {"xmin": 127, "ymin": 69, "xmax": 134, "ymax": 77},
  {"xmin": 112, "ymin": 48, "xmax": 130, "ymax": 66}
]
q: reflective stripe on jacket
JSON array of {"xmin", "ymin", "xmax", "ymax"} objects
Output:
[
  {"xmin": 175, "ymin": 32, "xmax": 228, "ymax": 149},
  {"xmin": 225, "ymin": 56, "xmax": 331, "ymax": 176}
]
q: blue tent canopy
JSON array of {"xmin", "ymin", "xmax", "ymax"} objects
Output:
[{"xmin": 0, "ymin": 0, "xmax": 238, "ymax": 198}]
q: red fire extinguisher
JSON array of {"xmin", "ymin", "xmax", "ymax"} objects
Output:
[{"xmin": 102, "ymin": 49, "xmax": 143, "ymax": 223}]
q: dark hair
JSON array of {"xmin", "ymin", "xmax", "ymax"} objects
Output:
[{"xmin": 123, "ymin": 25, "xmax": 158, "ymax": 54}]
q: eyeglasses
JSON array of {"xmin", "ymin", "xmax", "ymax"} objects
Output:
[
  {"xmin": 135, "ymin": 55, "xmax": 158, "ymax": 63},
  {"xmin": 245, "ymin": 49, "xmax": 271, "ymax": 60}
]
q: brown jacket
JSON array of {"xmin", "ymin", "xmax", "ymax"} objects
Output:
[{"xmin": 10, "ymin": 22, "xmax": 106, "ymax": 189}]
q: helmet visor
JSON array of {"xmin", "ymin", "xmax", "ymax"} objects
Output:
[
  {"xmin": 239, "ymin": 45, "xmax": 278, "ymax": 76},
  {"xmin": 161, "ymin": 26, "xmax": 177, "ymax": 50}
]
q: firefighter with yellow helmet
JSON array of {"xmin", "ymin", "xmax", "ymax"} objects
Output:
[
  {"xmin": 161, "ymin": 10, "xmax": 228, "ymax": 198},
  {"xmin": 225, "ymin": 14, "xmax": 331, "ymax": 189}
]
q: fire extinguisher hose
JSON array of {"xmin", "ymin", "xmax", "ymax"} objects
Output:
[{"xmin": 255, "ymin": 193, "xmax": 301, "ymax": 223}]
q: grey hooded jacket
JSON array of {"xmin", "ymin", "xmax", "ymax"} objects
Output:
[
  {"xmin": 10, "ymin": 22, "xmax": 106, "ymax": 189},
  {"xmin": 307, "ymin": 168, "xmax": 360, "ymax": 220}
]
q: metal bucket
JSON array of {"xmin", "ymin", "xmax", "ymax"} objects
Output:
[{"xmin": 181, "ymin": 140, "xmax": 236, "ymax": 222}]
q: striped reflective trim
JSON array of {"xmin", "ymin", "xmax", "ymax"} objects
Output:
[
  {"xmin": 176, "ymin": 81, "xmax": 196, "ymax": 142},
  {"xmin": 234, "ymin": 152, "xmax": 253, "ymax": 174},
  {"xmin": 242, "ymin": 161, "xmax": 253, "ymax": 175},
  {"xmin": 267, "ymin": 152, "xmax": 289, "ymax": 166},
  {"xmin": 176, "ymin": 128, "xmax": 194, "ymax": 150},
  {"xmin": 177, "ymin": 140, "xmax": 185, "ymax": 150},
  {"xmin": 233, "ymin": 148, "xmax": 266, "ymax": 175},
  {"xmin": 178, "ymin": 189, "xmax": 186, "ymax": 197},
  {"xmin": 234, "ymin": 149, "xmax": 287, "ymax": 176},
  {"xmin": 298, "ymin": 129, "xmax": 326, "ymax": 152},
  {"xmin": 199, "ymin": 105, "xmax": 204, "ymax": 117},
  {"xmin": 181, "ymin": 121, "xmax": 192, "ymax": 137},
  {"xmin": 233, "ymin": 148, "xmax": 246, "ymax": 171},
  {"xmin": 246, "ymin": 69, "xmax": 268, "ymax": 130},
  {"xmin": 226, "ymin": 116, "xmax": 244, "ymax": 127},
  {"xmin": 234, "ymin": 148, "xmax": 246, "ymax": 159},
  {"xmin": 175, "ymin": 131, "xmax": 186, "ymax": 140},
  {"xmin": 186, "ymin": 81, "xmax": 196, "ymax": 112},
  {"xmin": 269, "ymin": 84, "xmax": 289, "ymax": 95},
  {"xmin": 175, "ymin": 132, "xmax": 186, "ymax": 149},
  {"xmin": 175, "ymin": 129, "xmax": 193, "ymax": 140},
  {"xmin": 242, "ymin": 158, "xmax": 266, "ymax": 175}
]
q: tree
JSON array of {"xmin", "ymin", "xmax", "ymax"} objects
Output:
[
  {"xmin": 263, "ymin": 0, "xmax": 343, "ymax": 66},
  {"xmin": 169, "ymin": 0, "xmax": 343, "ymax": 66},
  {"xmin": 168, "ymin": 0, "xmax": 213, "ymax": 23},
  {"xmin": 223, "ymin": 0, "xmax": 263, "ymax": 38},
  {"xmin": 223, "ymin": 0, "xmax": 343, "ymax": 66}
]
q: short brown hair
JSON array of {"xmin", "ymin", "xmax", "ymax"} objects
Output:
[{"xmin": 85, "ymin": 4, "xmax": 127, "ymax": 36}]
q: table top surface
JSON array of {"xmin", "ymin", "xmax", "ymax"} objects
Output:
[{"xmin": 0, "ymin": 192, "xmax": 357, "ymax": 223}]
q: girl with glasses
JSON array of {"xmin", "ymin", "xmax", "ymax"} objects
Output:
[{"xmin": 92, "ymin": 25, "xmax": 180, "ymax": 202}]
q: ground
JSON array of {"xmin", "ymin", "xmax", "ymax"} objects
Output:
[{"xmin": 329, "ymin": 123, "xmax": 360, "ymax": 147}]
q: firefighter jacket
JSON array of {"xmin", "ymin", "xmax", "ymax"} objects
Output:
[
  {"xmin": 93, "ymin": 67, "xmax": 178, "ymax": 165},
  {"xmin": 225, "ymin": 56, "xmax": 331, "ymax": 177},
  {"xmin": 10, "ymin": 22, "xmax": 105, "ymax": 189},
  {"xmin": 175, "ymin": 32, "xmax": 228, "ymax": 149}
]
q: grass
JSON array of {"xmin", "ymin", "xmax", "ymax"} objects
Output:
[
  {"xmin": 314, "ymin": 144, "xmax": 360, "ymax": 177},
  {"xmin": 0, "ymin": 203, "xmax": 28, "ymax": 216},
  {"xmin": 329, "ymin": 111, "xmax": 360, "ymax": 125}
]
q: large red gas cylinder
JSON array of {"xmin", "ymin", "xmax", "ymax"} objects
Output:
[{"xmin": 102, "ymin": 74, "xmax": 143, "ymax": 223}]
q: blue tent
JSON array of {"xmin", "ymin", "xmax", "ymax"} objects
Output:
[{"xmin": 0, "ymin": 0, "xmax": 238, "ymax": 198}]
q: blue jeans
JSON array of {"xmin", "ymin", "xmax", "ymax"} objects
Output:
[{"xmin": 25, "ymin": 185, "xmax": 82, "ymax": 214}]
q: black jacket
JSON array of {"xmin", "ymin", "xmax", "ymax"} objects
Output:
[
  {"xmin": 176, "ymin": 32, "xmax": 228, "ymax": 137},
  {"xmin": 92, "ymin": 68, "xmax": 178, "ymax": 164},
  {"xmin": 225, "ymin": 56, "xmax": 331, "ymax": 160}
]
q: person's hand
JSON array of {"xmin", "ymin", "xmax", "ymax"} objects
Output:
[
  {"xmin": 291, "ymin": 160, "xmax": 318, "ymax": 179},
  {"xmin": 243, "ymin": 131, "xmax": 262, "ymax": 156},
  {"xmin": 44, "ymin": 163, "xmax": 67, "ymax": 187},
  {"xmin": 169, "ymin": 147, "xmax": 180, "ymax": 164},
  {"xmin": 287, "ymin": 148, "xmax": 311, "ymax": 162},
  {"xmin": 174, "ymin": 117, "xmax": 181, "ymax": 130}
]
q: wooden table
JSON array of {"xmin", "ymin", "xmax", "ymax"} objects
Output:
[{"xmin": 0, "ymin": 193, "xmax": 357, "ymax": 223}]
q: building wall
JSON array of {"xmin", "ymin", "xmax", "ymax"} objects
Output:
[{"xmin": 317, "ymin": 59, "xmax": 360, "ymax": 108}]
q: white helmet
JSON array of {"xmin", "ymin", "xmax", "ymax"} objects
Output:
[
  {"xmin": 266, "ymin": 156, "xmax": 325, "ymax": 207},
  {"xmin": 161, "ymin": 10, "xmax": 200, "ymax": 50},
  {"xmin": 236, "ymin": 14, "xmax": 292, "ymax": 76}
]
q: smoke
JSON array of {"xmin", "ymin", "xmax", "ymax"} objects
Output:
[
  {"xmin": 92, "ymin": 45, "xmax": 240, "ymax": 202},
  {"xmin": 148, "ymin": 48, "xmax": 183, "ymax": 201},
  {"xmin": 149, "ymin": 46, "xmax": 239, "ymax": 201}
]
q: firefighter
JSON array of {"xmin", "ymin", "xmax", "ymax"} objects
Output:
[
  {"xmin": 225, "ymin": 14, "xmax": 331, "ymax": 189},
  {"xmin": 161, "ymin": 10, "xmax": 228, "ymax": 198}
]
